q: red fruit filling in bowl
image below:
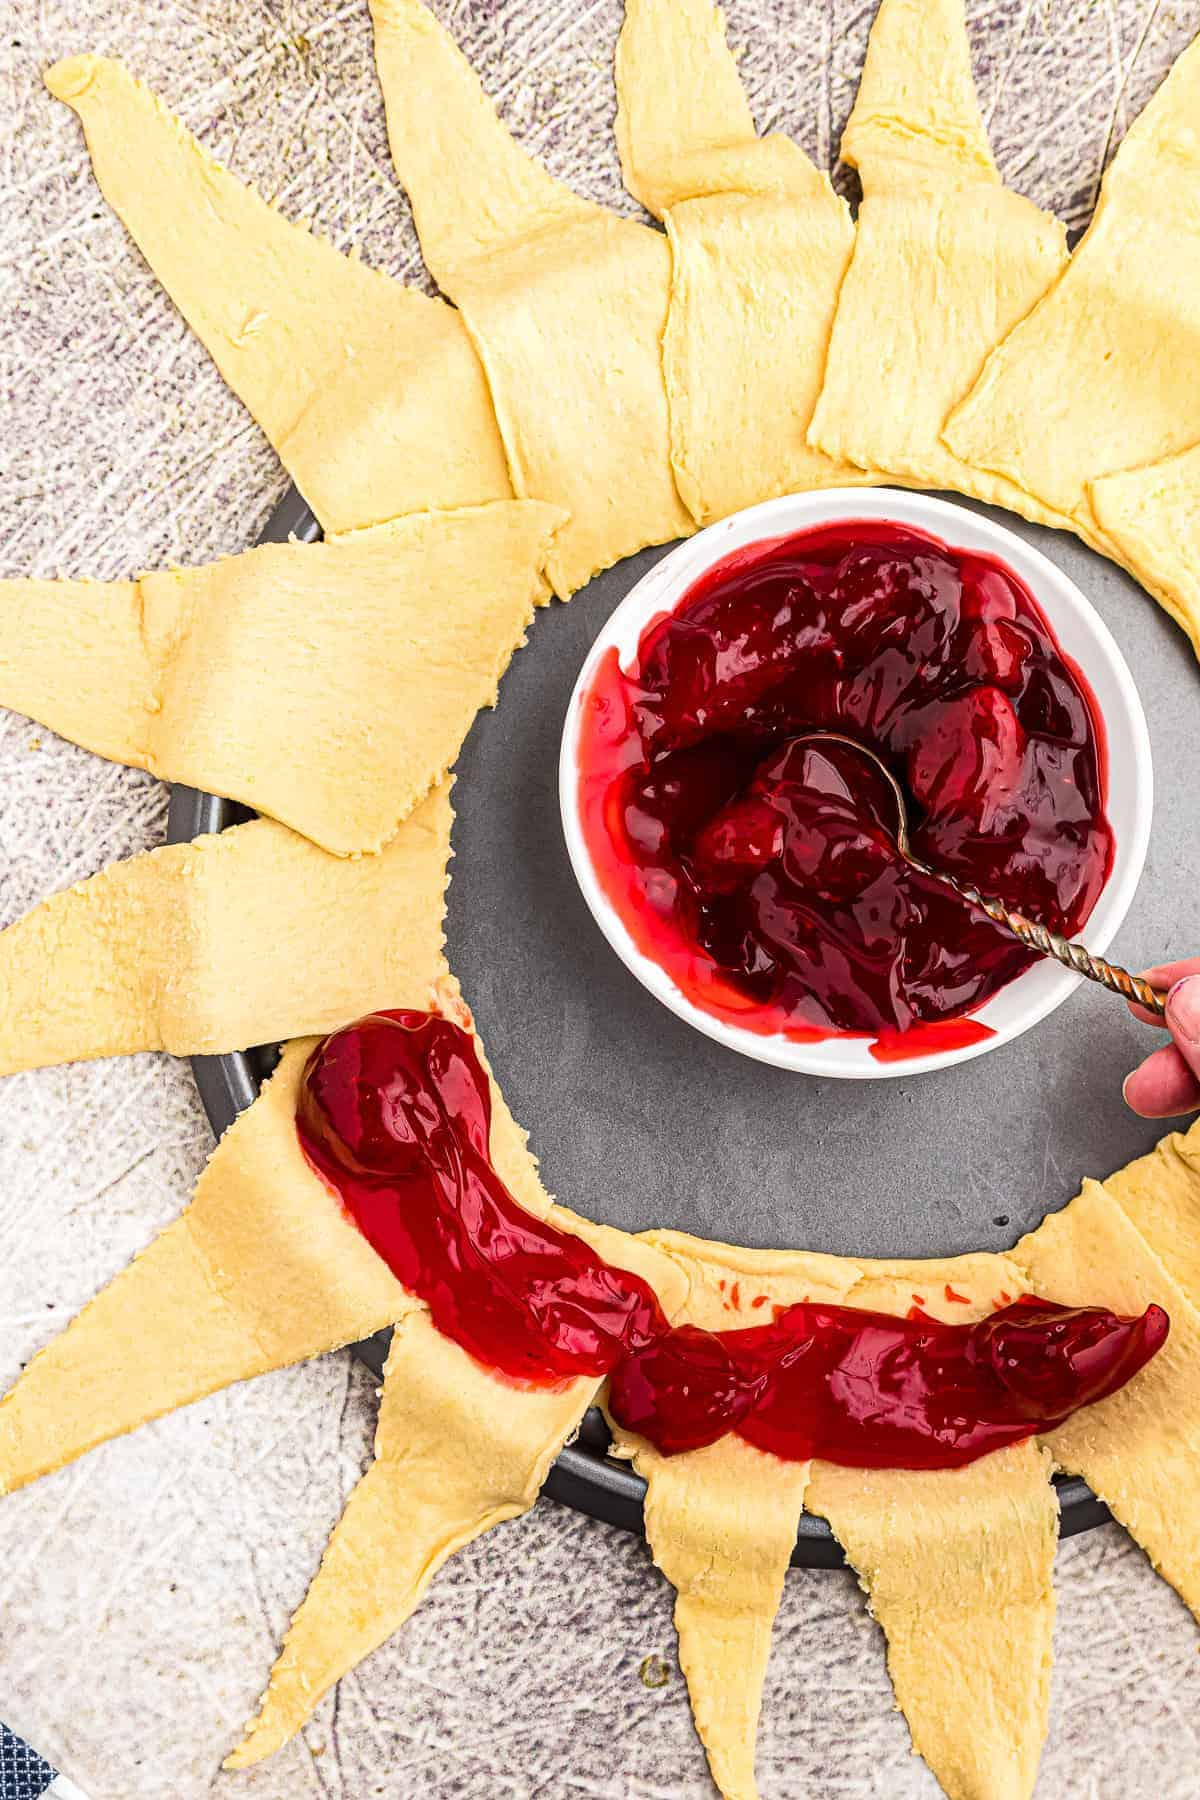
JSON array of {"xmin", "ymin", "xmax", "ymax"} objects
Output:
[{"xmin": 575, "ymin": 520, "xmax": 1114, "ymax": 1054}]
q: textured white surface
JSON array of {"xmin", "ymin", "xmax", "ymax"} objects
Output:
[{"xmin": 2, "ymin": 1, "xmax": 1200, "ymax": 1795}]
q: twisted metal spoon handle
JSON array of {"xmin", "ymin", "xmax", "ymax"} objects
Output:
[{"xmin": 913, "ymin": 860, "xmax": 1166, "ymax": 1016}]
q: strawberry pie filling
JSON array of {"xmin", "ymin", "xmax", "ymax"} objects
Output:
[{"xmin": 575, "ymin": 520, "xmax": 1114, "ymax": 1052}]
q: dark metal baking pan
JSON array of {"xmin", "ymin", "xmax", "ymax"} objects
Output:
[{"xmin": 168, "ymin": 477, "xmax": 1200, "ymax": 1559}]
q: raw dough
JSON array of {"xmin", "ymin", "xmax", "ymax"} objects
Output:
[
  {"xmin": 635, "ymin": 1437, "xmax": 809, "ymax": 1800},
  {"xmin": 614, "ymin": 0, "xmax": 868, "ymax": 523},
  {"xmin": 614, "ymin": 0, "xmax": 804, "ymax": 216},
  {"xmin": 613, "ymin": 1237, "xmax": 861, "ymax": 1800},
  {"xmin": 0, "ymin": 501, "xmax": 562, "ymax": 856},
  {"xmin": 226, "ymin": 1167, "xmax": 690, "ymax": 1764},
  {"xmin": 806, "ymin": 1444, "xmax": 1057, "ymax": 1800},
  {"xmin": 227, "ymin": 1313, "xmax": 598, "ymax": 1765},
  {"xmin": 807, "ymin": 0, "xmax": 1070, "ymax": 520},
  {"xmin": 0, "ymin": 993, "xmax": 1191, "ymax": 1800},
  {"xmin": 612, "ymin": 1236, "xmax": 1053, "ymax": 1800},
  {"xmin": 1014, "ymin": 1179, "xmax": 1200, "ymax": 1621},
  {"xmin": 944, "ymin": 32, "xmax": 1200, "ymax": 600},
  {"xmin": 0, "ymin": 1041, "xmax": 410, "ymax": 1495},
  {"xmin": 1103, "ymin": 1115, "xmax": 1200, "ymax": 1303},
  {"xmin": 0, "ymin": 928, "xmax": 691, "ymax": 1760},
  {"xmin": 0, "ymin": 968, "xmax": 646, "ymax": 1504},
  {"xmin": 6, "ymin": 16, "xmax": 1198, "ymax": 1800},
  {"xmin": 1089, "ymin": 444, "xmax": 1200, "ymax": 655},
  {"xmin": 807, "ymin": 1264, "xmax": 1055, "ymax": 1800},
  {"xmin": 641, "ymin": 1228, "xmax": 864, "ymax": 1312},
  {"xmin": 45, "ymin": 56, "xmax": 512, "ymax": 535},
  {"xmin": 367, "ymin": 0, "xmax": 692, "ymax": 597},
  {"xmin": 0, "ymin": 779, "xmax": 452, "ymax": 1072},
  {"xmin": 627, "ymin": 1136, "xmax": 1200, "ymax": 1799}
]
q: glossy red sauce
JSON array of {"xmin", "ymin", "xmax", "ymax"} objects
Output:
[
  {"xmin": 575, "ymin": 521, "xmax": 1114, "ymax": 1051},
  {"xmin": 297, "ymin": 1011, "xmax": 1166, "ymax": 1466}
]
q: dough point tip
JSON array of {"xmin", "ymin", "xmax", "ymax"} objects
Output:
[{"xmin": 44, "ymin": 54, "xmax": 101, "ymax": 101}]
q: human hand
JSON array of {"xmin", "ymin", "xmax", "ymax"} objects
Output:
[{"xmin": 1123, "ymin": 958, "xmax": 1200, "ymax": 1117}]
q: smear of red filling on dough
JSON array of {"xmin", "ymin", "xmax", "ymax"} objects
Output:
[
  {"xmin": 574, "ymin": 520, "xmax": 1113, "ymax": 1055},
  {"xmin": 298, "ymin": 1011, "xmax": 1165, "ymax": 1466}
]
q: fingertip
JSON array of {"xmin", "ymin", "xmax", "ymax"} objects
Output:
[
  {"xmin": 1128, "ymin": 959, "xmax": 1200, "ymax": 1027},
  {"xmin": 1123, "ymin": 1042, "xmax": 1200, "ymax": 1118},
  {"xmin": 1166, "ymin": 971, "xmax": 1200, "ymax": 1019}
]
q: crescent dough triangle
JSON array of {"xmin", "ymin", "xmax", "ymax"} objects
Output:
[
  {"xmin": 227, "ymin": 1200, "xmax": 687, "ymax": 1764},
  {"xmin": 838, "ymin": 0, "xmax": 997, "ymax": 194},
  {"xmin": 1014, "ymin": 1180, "xmax": 1200, "ymax": 1622},
  {"xmin": 0, "ymin": 780, "xmax": 451, "ymax": 1073},
  {"xmin": 614, "ymin": 0, "xmax": 831, "ymax": 212},
  {"xmin": 1088, "ymin": 445, "xmax": 1200, "ymax": 656},
  {"xmin": 366, "ymin": 0, "xmax": 691, "ymax": 597},
  {"xmin": 44, "ymin": 55, "xmax": 511, "ymax": 535},
  {"xmin": 1102, "ymin": 1115, "xmax": 1200, "ymax": 1305},
  {"xmin": 807, "ymin": 1444, "xmax": 1057, "ymax": 1800},
  {"xmin": 806, "ymin": 1263, "xmax": 1055, "ymax": 1800},
  {"xmin": 610, "ymin": 1239, "xmax": 860, "ymax": 1800},
  {"xmin": 635, "ymin": 1437, "xmax": 808, "ymax": 1800},
  {"xmin": 226, "ymin": 1312, "xmax": 597, "ymax": 1766},
  {"xmin": 807, "ymin": 0, "xmax": 1069, "ymax": 520},
  {"xmin": 0, "ymin": 973, "xmax": 579, "ymax": 1496},
  {"xmin": 607, "ymin": 1236, "xmax": 1053, "ymax": 1800},
  {"xmin": 0, "ymin": 1040, "xmax": 409, "ymax": 1495},
  {"xmin": 0, "ymin": 501, "xmax": 561, "ymax": 856},
  {"xmin": 614, "ymin": 0, "xmax": 868, "ymax": 525},
  {"xmin": 944, "ymin": 31, "xmax": 1200, "ymax": 612},
  {"xmin": 615, "ymin": 0, "xmax": 785, "ymax": 216}
]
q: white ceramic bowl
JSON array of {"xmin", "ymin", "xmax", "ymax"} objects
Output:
[{"xmin": 559, "ymin": 489, "xmax": 1153, "ymax": 1079}]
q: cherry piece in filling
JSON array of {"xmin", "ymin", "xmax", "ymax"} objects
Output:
[
  {"xmin": 575, "ymin": 521, "xmax": 1114, "ymax": 1049},
  {"xmin": 298, "ymin": 1011, "xmax": 1166, "ymax": 1467}
]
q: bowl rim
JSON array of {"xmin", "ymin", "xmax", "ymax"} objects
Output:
[{"xmin": 558, "ymin": 486, "xmax": 1154, "ymax": 1080}]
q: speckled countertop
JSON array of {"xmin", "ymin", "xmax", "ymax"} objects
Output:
[{"xmin": 3, "ymin": 2, "xmax": 1200, "ymax": 1796}]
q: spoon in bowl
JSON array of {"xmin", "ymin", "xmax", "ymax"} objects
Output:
[{"xmin": 795, "ymin": 731, "xmax": 1165, "ymax": 1016}]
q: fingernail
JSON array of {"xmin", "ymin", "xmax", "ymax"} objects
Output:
[
  {"xmin": 1166, "ymin": 976, "xmax": 1200, "ymax": 1044},
  {"xmin": 1121, "ymin": 1071, "xmax": 1137, "ymax": 1108}
]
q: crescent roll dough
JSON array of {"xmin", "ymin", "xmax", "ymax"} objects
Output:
[
  {"xmin": 366, "ymin": 0, "xmax": 691, "ymax": 597},
  {"xmin": 0, "ymin": 501, "xmax": 561, "ymax": 856},
  {"xmin": 0, "ymin": 780, "xmax": 451, "ymax": 1073},
  {"xmin": 1088, "ymin": 444, "xmax": 1200, "ymax": 655},
  {"xmin": 807, "ymin": 1443, "xmax": 1057, "ymax": 1800},
  {"xmin": 227, "ymin": 1188, "xmax": 688, "ymax": 1764},
  {"xmin": 806, "ymin": 1262, "xmax": 1055, "ymax": 1800},
  {"xmin": 0, "ymin": 922, "xmax": 692, "ymax": 1765},
  {"xmin": 1015, "ymin": 1179, "xmax": 1200, "ymax": 1621},
  {"xmin": 944, "ymin": 31, "xmax": 1200, "ymax": 624},
  {"xmin": 608, "ymin": 1234, "xmax": 1053, "ymax": 1800},
  {"xmin": 1102, "ymin": 1114, "xmax": 1200, "ymax": 1305},
  {"xmin": 614, "ymin": 0, "xmax": 868, "ymax": 524},
  {"xmin": 9, "ymin": 18, "xmax": 1200, "ymax": 1800},
  {"xmin": 610, "ymin": 1236, "xmax": 861, "ymax": 1800},
  {"xmin": 807, "ymin": 0, "xmax": 1070, "ymax": 522},
  {"xmin": 45, "ymin": 55, "xmax": 511, "ymax": 535},
  {"xmin": 0, "ymin": 968, "xmax": 619, "ymax": 1498},
  {"xmin": 0, "ymin": 1040, "xmax": 409, "ymax": 1496},
  {"xmin": 226, "ymin": 1314, "xmax": 598, "ymax": 1766},
  {"xmin": 614, "ymin": 0, "xmax": 806, "ymax": 216}
]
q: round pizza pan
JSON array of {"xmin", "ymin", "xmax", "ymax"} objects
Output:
[{"xmin": 168, "ymin": 480, "xmax": 1200, "ymax": 1561}]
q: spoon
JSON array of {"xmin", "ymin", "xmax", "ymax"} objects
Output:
[{"xmin": 794, "ymin": 731, "xmax": 1166, "ymax": 1016}]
